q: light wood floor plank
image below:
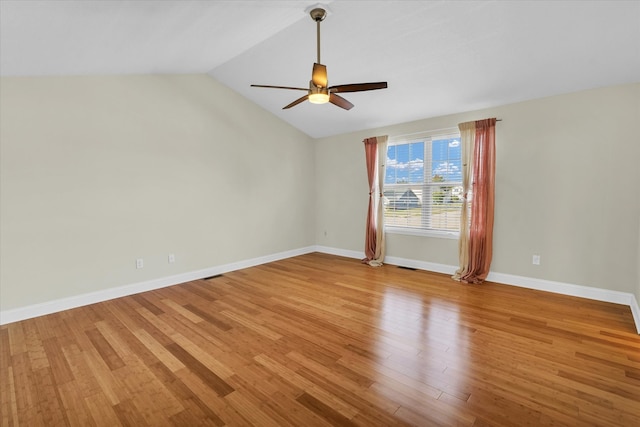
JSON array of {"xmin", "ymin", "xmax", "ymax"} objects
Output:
[{"xmin": 2, "ymin": 253, "xmax": 639, "ymax": 426}]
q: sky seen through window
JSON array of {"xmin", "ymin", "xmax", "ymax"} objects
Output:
[{"xmin": 385, "ymin": 138, "xmax": 461, "ymax": 185}]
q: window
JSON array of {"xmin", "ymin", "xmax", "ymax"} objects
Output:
[{"xmin": 384, "ymin": 129, "xmax": 463, "ymax": 236}]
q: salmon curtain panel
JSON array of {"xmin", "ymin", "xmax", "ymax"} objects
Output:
[
  {"xmin": 453, "ymin": 118, "xmax": 497, "ymax": 283},
  {"xmin": 362, "ymin": 135, "xmax": 388, "ymax": 267}
]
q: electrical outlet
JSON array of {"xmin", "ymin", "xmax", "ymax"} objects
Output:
[
  {"xmin": 136, "ymin": 258, "xmax": 144, "ymax": 269},
  {"xmin": 532, "ymin": 255, "xmax": 540, "ymax": 265},
  {"xmin": 168, "ymin": 253, "xmax": 175, "ymax": 263}
]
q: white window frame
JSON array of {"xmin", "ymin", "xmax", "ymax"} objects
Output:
[{"xmin": 384, "ymin": 128, "xmax": 462, "ymax": 239}]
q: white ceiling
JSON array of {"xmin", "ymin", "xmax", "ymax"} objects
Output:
[{"xmin": 2, "ymin": 1, "xmax": 639, "ymax": 138}]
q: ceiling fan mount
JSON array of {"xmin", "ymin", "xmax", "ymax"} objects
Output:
[
  {"xmin": 251, "ymin": 7, "xmax": 387, "ymax": 111},
  {"xmin": 309, "ymin": 7, "xmax": 327, "ymax": 23}
]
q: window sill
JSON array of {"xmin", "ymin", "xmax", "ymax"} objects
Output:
[{"xmin": 385, "ymin": 227, "xmax": 459, "ymax": 240}]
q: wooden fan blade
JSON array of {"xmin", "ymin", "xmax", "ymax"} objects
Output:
[
  {"xmin": 283, "ymin": 94, "xmax": 309, "ymax": 109},
  {"xmin": 312, "ymin": 63, "xmax": 328, "ymax": 87},
  {"xmin": 329, "ymin": 93, "xmax": 354, "ymax": 110},
  {"xmin": 329, "ymin": 82, "xmax": 388, "ymax": 93},
  {"xmin": 251, "ymin": 85, "xmax": 308, "ymax": 91}
]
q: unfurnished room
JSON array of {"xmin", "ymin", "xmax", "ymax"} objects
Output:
[{"xmin": 1, "ymin": 1, "xmax": 639, "ymax": 426}]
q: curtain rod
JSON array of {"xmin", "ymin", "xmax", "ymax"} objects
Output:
[{"xmin": 390, "ymin": 119, "xmax": 501, "ymax": 140}]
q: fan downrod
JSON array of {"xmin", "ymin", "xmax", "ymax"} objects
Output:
[{"xmin": 310, "ymin": 8, "xmax": 327, "ymax": 65}]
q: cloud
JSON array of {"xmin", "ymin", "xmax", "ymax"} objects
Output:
[
  {"xmin": 408, "ymin": 158, "xmax": 423, "ymax": 171},
  {"xmin": 433, "ymin": 161, "xmax": 459, "ymax": 175},
  {"xmin": 386, "ymin": 157, "xmax": 423, "ymax": 171},
  {"xmin": 449, "ymin": 139, "xmax": 460, "ymax": 148}
]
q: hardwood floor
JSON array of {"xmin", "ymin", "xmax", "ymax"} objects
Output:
[{"xmin": 2, "ymin": 252, "xmax": 639, "ymax": 426}]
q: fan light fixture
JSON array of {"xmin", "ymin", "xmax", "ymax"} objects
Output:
[{"xmin": 308, "ymin": 93, "xmax": 330, "ymax": 104}]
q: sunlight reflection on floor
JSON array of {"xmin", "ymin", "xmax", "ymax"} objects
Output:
[{"xmin": 374, "ymin": 286, "xmax": 473, "ymax": 423}]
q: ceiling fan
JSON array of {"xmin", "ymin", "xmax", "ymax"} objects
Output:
[{"xmin": 251, "ymin": 7, "xmax": 387, "ymax": 111}]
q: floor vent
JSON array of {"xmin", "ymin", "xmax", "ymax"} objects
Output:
[
  {"xmin": 398, "ymin": 266, "xmax": 417, "ymax": 271},
  {"xmin": 203, "ymin": 274, "xmax": 223, "ymax": 280}
]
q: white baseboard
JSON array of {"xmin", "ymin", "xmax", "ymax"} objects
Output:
[
  {"xmin": 486, "ymin": 270, "xmax": 633, "ymax": 305},
  {"xmin": 314, "ymin": 247, "xmax": 640, "ymax": 334},
  {"xmin": 486, "ymin": 270, "xmax": 640, "ymax": 335},
  {"xmin": 384, "ymin": 256, "xmax": 457, "ymax": 276},
  {"xmin": 630, "ymin": 296, "xmax": 640, "ymax": 334},
  {"xmin": 3, "ymin": 245, "xmax": 639, "ymax": 335},
  {"xmin": 314, "ymin": 245, "xmax": 364, "ymax": 260},
  {"xmin": 0, "ymin": 246, "xmax": 316, "ymax": 325}
]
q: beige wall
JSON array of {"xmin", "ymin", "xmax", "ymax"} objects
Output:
[
  {"xmin": 637, "ymin": 213, "xmax": 640, "ymax": 304},
  {"xmin": 316, "ymin": 83, "xmax": 640, "ymax": 295},
  {"xmin": 2, "ymin": 77, "xmax": 638, "ymax": 314},
  {"xmin": 0, "ymin": 75, "xmax": 315, "ymax": 311}
]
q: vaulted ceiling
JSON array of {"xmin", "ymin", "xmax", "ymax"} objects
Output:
[{"xmin": 2, "ymin": 1, "xmax": 639, "ymax": 138}]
